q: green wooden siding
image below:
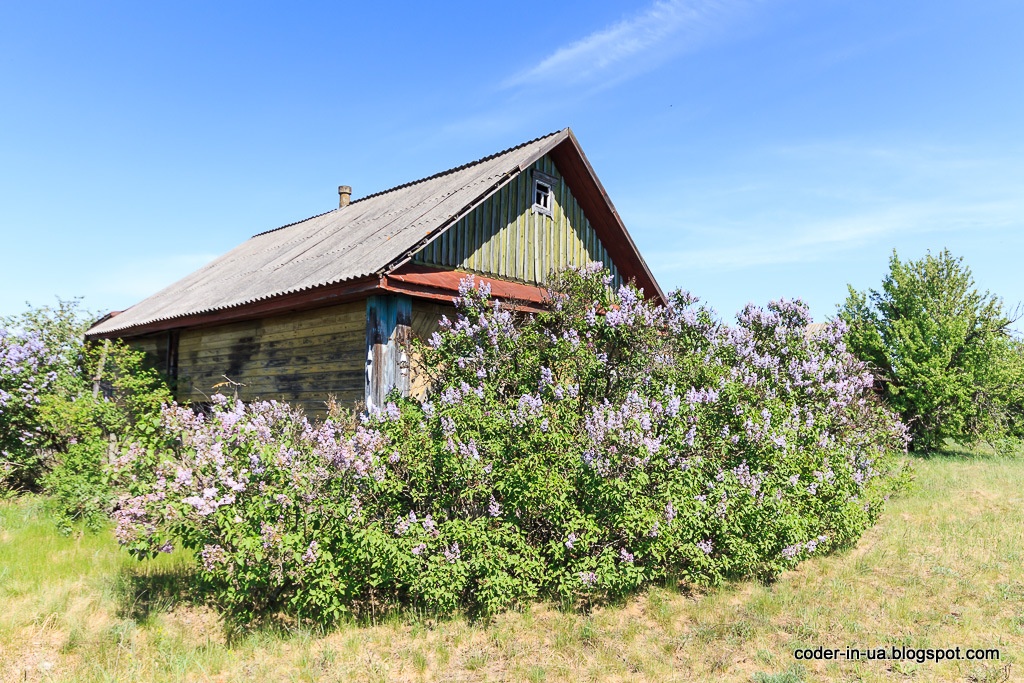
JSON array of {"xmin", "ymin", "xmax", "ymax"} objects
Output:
[{"xmin": 412, "ymin": 155, "xmax": 622, "ymax": 288}]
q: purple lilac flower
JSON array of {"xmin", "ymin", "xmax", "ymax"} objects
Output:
[
  {"xmin": 696, "ymin": 540, "xmax": 713, "ymax": 555},
  {"xmin": 261, "ymin": 522, "xmax": 282, "ymax": 549},
  {"xmin": 805, "ymin": 535, "xmax": 827, "ymax": 553},
  {"xmin": 200, "ymin": 544, "xmax": 228, "ymax": 572},
  {"xmin": 443, "ymin": 543, "xmax": 461, "ymax": 563},
  {"xmin": 488, "ymin": 496, "xmax": 501, "ymax": 517},
  {"xmin": 619, "ymin": 548, "xmax": 634, "ymax": 564},
  {"xmin": 664, "ymin": 502, "xmax": 676, "ymax": 521},
  {"xmin": 781, "ymin": 544, "xmax": 802, "ymax": 559},
  {"xmin": 301, "ymin": 541, "xmax": 319, "ymax": 565}
]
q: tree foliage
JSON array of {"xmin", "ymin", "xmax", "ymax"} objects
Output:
[{"xmin": 840, "ymin": 249, "xmax": 1018, "ymax": 450}]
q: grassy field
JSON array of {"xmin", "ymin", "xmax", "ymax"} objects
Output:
[{"xmin": 1, "ymin": 447, "xmax": 1021, "ymax": 682}]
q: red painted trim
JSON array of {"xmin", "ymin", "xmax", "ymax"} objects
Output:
[
  {"xmin": 383, "ymin": 265, "xmax": 548, "ymax": 312},
  {"xmin": 387, "ymin": 264, "xmax": 547, "ymax": 301}
]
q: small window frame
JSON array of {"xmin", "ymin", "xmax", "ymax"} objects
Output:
[{"xmin": 531, "ymin": 170, "xmax": 557, "ymax": 217}]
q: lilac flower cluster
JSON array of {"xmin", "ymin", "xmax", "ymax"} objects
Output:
[
  {"xmin": 781, "ymin": 535, "xmax": 829, "ymax": 560},
  {"xmin": 443, "ymin": 543, "xmax": 461, "ymax": 563},
  {"xmin": 0, "ymin": 327, "xmax": 62, "ymax": 476},
  {"xmin": 581, "ymin": 391, "xmax": 667, "ymax": 475},
  {"xmin": 301, "ymin": 540, "xmax": 319, "ymax": 565},
  {"xmin": 201, "ymin": 544, "xmax": 229, "ymax": 572},
  {"xmin": 604, "ymin": 286, "xmax": 660, "ymax": 328}
]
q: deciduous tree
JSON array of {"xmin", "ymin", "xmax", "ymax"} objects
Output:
[{"xmin": 840, "ymin": 249, "xmax": 1016, "ymax": 450}]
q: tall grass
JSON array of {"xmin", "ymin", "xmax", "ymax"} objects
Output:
[{"xmin": 1, "ymin": 447, "xmax": 1021, "ymax": 682}]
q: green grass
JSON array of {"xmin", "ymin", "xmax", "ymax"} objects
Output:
[{"xmin": 2, "ymin": 447, "xmax": 1022, "ymax": 681}]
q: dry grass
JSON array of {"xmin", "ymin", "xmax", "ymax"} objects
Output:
[{"xmin": 1, "ymin": 446, "xmax": 1021, "ymax": 682}]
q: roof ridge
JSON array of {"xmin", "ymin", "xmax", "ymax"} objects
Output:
[
  {"xmin": 353, "ymin": 128, "xmax": 565, "ymax": 204},
  {"xmin": 251, "ymin": 207, "xmax": 336, "ymax": 239},
  {"xmin": 249, "ymin": 128, "xmax": 566, "ymax": 239}
]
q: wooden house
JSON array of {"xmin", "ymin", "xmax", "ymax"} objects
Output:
[{"xmin": 85, "ymin": 128, "xmax": 664, "ymax": 414}]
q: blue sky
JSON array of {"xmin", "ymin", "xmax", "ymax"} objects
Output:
[{"xmin": 1, "ymin": 0, "xmax": 1021, "ymax": 325}]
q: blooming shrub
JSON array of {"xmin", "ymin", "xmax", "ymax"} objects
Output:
[
  {"xmin": 1, "ymin": 300, "xmax": 171, "ymax": 532},
  {"xmin": 0, "ymin": 326, "xmax": 61, "ymax": 489},
  {"xmin": 116, "ymin": 268, "xmax": 910, "ymax": 622}
]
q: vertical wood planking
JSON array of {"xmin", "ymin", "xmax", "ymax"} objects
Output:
[
  {"xmin": 408, "ymin": 154, "xmax": 625, "ymax": 287},
  {"xmin": 561, "ymin": 156, "xmax": 567, "ymax": 276},
  {"xmin": 516, "ymin": 167, "xmax": 526, "ymax": 280},
  {"xmin": 472, "ymin": 204, "xmax": 483, "ymax": 271},
  {"xmin": 500, "ymin": 183, "xmax": 509, "ymax": 278}
]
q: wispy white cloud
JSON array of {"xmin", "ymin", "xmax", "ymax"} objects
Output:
[
  {"xmin": 501, "ymin": 0, "xmax": 757, "ymax": 91},
  {"xmin": 649, "ymin": 197, "xmax": 1024, "ymax": 272},
  {"xmin": 631, "ymin": 139, "xmax": 1024, "ymax": 274}
]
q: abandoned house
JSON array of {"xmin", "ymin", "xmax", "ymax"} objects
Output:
[{"xmin": 84, "ymin": 128, "xmax": 665, "ymax": 414}]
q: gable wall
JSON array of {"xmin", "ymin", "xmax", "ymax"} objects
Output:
[{"xmin": 412, "ymin": 154, "xmax": 623, "ymax": 288}]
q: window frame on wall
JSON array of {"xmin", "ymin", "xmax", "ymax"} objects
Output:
[{"xmin": 531, "ymin": 169, "xmax": 557, "ymax": 217}]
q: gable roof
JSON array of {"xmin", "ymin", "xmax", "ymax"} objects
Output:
[{"xmin": 87, "ymin": 128, "xmax": 664, "ymax": 338}]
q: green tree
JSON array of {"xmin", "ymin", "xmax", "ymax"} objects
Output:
[{"xmin": 840, "ymin": 249, "xmax": 1017, "ymax": 450}]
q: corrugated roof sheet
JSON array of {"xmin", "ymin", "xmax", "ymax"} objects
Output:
[{"xmin": 88, "ymin": 130, "xmax": 567, "ymax": 336}]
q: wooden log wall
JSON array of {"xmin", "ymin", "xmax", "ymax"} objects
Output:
[
  {"xmin": 174, "ymin": 301, "xmax": 365, "ymax": 416},
  {"xmin": 125, "ymin": 333, "xmax": 169, "ymax": 374},
  {"xmin": 408, "ymin": 299, "xmax": 455, "ymax": 400},
  {"xmin": 412, "ymin": 153, "xmax": 623, "ymax": 288}
]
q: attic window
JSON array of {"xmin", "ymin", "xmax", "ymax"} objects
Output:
[{"xmin": 531, "ymin": 170, "xmax": 557, "ymax": 217}]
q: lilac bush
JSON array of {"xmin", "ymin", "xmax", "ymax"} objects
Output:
[
  {"xmin": 0, "ymin": 327, "xmax": 60, "ymax": 488},
  {"xmin": 1, "ymin": 300, "xmax": 172, "ymax": 533},
  {"xmin": 116, "ymin": 268, "xmax": 910, "ymax": 621}
]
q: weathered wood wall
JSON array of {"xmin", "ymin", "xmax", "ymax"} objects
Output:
[
  {"xmin": 125, "ymin": 333, "xmax": 170, "ymax": 374},
  {"xmin": 408, "ymin": 299, "xmax": 455, "ymax": 400},
  {"xmin": 173, "ymin": 301, "xmax": 365, "ymax": 416},
  {"xmin": 364, "ymin": 295, "xmax": 412, "ymax": 411},
  {"xmin": 412, "ymin": 154, "xmax": 623, "ymax": 288},
  {"xmin": 121, "ymin": 298, "xmax": 465, "ymax": 415}
]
